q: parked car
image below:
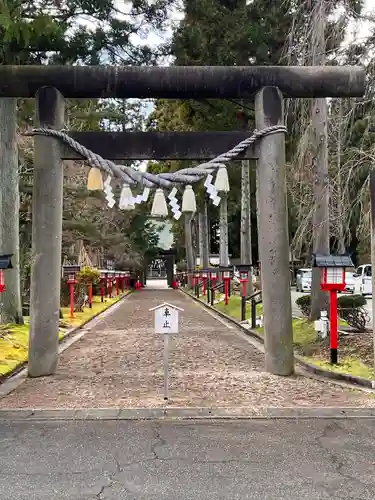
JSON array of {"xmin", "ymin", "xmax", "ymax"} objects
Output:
[
  {"xmin": 296, "ymin": 268, "xmax": 312, "ymax": 293},
  {"xmin": 353, "ymin": 264, "xmax": 372, "ymax": 296},
  {"xmin": 344, "ymin": 271, "xmax": 354, "ymax": 294}
]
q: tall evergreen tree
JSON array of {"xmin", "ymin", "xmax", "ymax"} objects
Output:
[
  {"xmin": 148, "ymin": 0, "xmax": 295, "ymax": 264},
  {"xmin": 0, "ymin": 0, "xmax": 174, "ymax": 323}
]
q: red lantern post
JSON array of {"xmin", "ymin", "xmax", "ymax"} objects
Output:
[
  {"xmin": 67, "ymin": 274, "xmax": 77, "ymax": 320},
  {"xmin": 0, "ymin": 270, "xmax": 5, "ymax": 293},
  {"xmin": 201, "ymin": 270, "xmax": 208, "ymax": 296},
  {"xmin": 220, "ymin": 267, "xmax": 233, "ymax": 306},
  {"xmin": 194, "ymin": 271, "xmax": 200, "ymax": 297},
  {"xmin": 0, "ymin": 254, "xmax": 13, "ymax": 294},
  {"xmin": 107, "ymin": 271, "xmax": 114, "ymax": 298},
  {"xmin": 191, "ymin": 271, "xmax": 196, "ymax": 290},
  {"xmin": 313, "ymin": 254, "xmax": 354, "ymax": 364},
  {"xmin": 88, "ymin": 281, "xmax": 93, "ymax": 308},
  {"xmin": 124, "ymin": 271, "xmax": 130, "ymax": 289},
  {"xmin": 209, "ymin": 269, "xmax": 218, "ymax": 306},
  {"xmin": 115, "ymin": 272, "xmax": 120, "ymax": 296},
  {"xmin": 237, "ymin": 265, "xmax": 251, "ymax": 322},
  {"xmin": 100, "ymin": 270, "xmax": 106, "ymax": 303}
]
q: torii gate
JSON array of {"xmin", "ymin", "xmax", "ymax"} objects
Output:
[{"xmin": 0, "ymin": 65, "xmax": 364, "ymax": 378}]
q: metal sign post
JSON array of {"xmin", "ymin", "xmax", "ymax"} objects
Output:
[{"xmin": 149, "ymin": 302, "xmax": 184, "ymax": 400}]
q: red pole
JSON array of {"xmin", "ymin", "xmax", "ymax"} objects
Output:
[
  {"xmin": 101, "ymin": 280, "xmax": 105, "ymax": 303},
  {"xmin": 88, "ymin": 282, "xmax": 93, "ymax": 308},
  {"xmin": 0, "ymin": 270, "xmax": 5, "ymax": 292},
  {"xmin": 203, "ymin": 278, "xmax": 207, "ymax": 296},
  {"xmin": 121, "ymin": 278, "xmax": 124, "ymax": 292},
  {"xmin": 242, "ymin": 281, "xmax": 247, "ymax": 297},
  {"xmin": 116, "ymin": 277, "xmax": 119, "ymax": 296},
  {"xmin": 330, "ymin": 290, "xmax": 338, "ymax": 364},
  {"xmin": 69, "ymin": 283, "xmax": 75, "ymax": 319},
  {"xmin": 224, "ymin": 279, "xmax": 229, "ymax": 305}
]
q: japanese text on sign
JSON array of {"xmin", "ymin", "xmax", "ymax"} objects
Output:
[{"xmin": 152, "ymin": 303, "xmax": 180, "ymax": 334}]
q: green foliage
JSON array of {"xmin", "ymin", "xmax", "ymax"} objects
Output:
[
  {"xmin": 0, "ymin": 0, "xmax": 174, "ymax": 65},
  {"xmin": 148, "ymin": 0, "xmax": 296, "ymax": 259},
  {"xmin": 296, "ymin": 293, "xmax": 368, "ymax": 331},
  {"xmin": 337, "ymin": 294, "xmax": 366, "ymax": 309},
  {"xmin": 12, "ymin": 0, "xmax": 176, "ymax": 287},
  {"xmin": 337, "ymin": 295, "xmax": 369, "ymax": 331},
  {"xmin": 77, "ymin": 266, "xmax": 100, "ymax": 285},
  {"xmin": 295, "ymin": 295, "xmax": 311, "ymax": 317}
]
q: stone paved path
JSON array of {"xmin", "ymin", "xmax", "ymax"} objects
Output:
[{"xmin": 0, "ymin": 290, "xmax": 374, "ymax": 408}]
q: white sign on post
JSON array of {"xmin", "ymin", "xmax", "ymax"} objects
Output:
[{"xmin": 149, "ymin": 302, "xmax": 184, "ymax": 401}]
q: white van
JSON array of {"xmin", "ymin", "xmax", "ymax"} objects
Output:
[
  {"xmin": 344, "ymin": 271, "xmax": 355, "ymax": 293},
  {"xmin": 296, "ymin": 268, "xmax": 312, "ymax": 293},
  {"xmin": 353, "ymin": 264, "xmax": 372, "ymax": 296}
]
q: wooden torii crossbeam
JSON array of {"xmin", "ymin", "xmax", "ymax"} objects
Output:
[
  {"xmin": 0, "ymin": 65, "xmax": 364, "ymax": 98},
  {"xmin": 4, "ymin": 64, "xmax": 364, "ymax": 378}
]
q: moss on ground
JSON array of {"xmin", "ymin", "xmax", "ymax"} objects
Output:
[
  {"xmin": 0, "ymin": 293, "xmax": 128, "ymax": 377},
  {"xmin": 60, "ymin": 295, "xmax": 123, "ymax": 327}
]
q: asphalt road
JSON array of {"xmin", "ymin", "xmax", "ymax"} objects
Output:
[
  {"xmin": 1, "ymin": 418, "xmax": 375, "ymax": 499},
  {"xmin": 291, "ymin": 289, "xmax": 373, "ymax": 327}
]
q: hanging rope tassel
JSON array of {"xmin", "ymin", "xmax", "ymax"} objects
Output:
[
  {"xmin": 151, "ymin": 188, "xmax": 168, "ymax": 217},
  {"xmin": 181, "ymin": 185, "xmax": 197, "ymax": 213},
  {"xmin": 87, "ymin": 167, "xmax": 104, "ymax": 191},
  {"xmin": 214, "ymin": 164, "xmax": 230, "ymax": 192},
  {"xmin": 119, "ymin": 184, "xmax": 135, "ymax": 210}
]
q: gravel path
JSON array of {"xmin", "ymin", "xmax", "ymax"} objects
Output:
[{"xmin": 0, "ymin": 290, "xmax": 374, "ymax": 408}]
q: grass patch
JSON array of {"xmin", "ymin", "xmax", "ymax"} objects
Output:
[
  {"xmin": 305, "ymin": 356, "xmax": 375, "ymax": 380},
  {"xmin": 214, "ymin": 295, "xmax": 263, "ymax": 320},
  {"xmin": 208, "ymin": 293, "xmax": 374, "ymax": 381},
  {"xmin": 255, "ymin": 318, "xmax": 317, "ymax": 346},
  {"xmin": 0, "ymin": 293, "xmax": 127, "ymax": 377},
  {"xmin": 60, "ymin": 294, "xmax": 125, "ymax": 327},
  {"xmin": 292, "ymin": 318, "xmax": 318, "ymax": 348}
]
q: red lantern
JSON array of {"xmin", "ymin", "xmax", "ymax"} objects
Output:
[
  {"xmin": 220, "ymin": 267, "xmax": 233, "ymax": 305},
  {"xmin": 239, "ymin": 270, "xmax": 249, "ymax": 297},
  {"xmin": 0, "ymin": 254, "xmax": 13, "ymax": 293},
  {"xmin": 210, "ymin": 269, "xmax": 218, "ymax": 287},
  {"xmin": 320, "ymin": 267, "xmax": 346, "ymax": 292},
  {"xmin": 313, "ymin": 254, "xmax": 354, "ymax": 365}
]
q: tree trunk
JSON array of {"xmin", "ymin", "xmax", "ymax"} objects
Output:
[
  {"xmin": 198, "ymin": 210, "xmax": 204, "ymax": 267},
  {"xmin": 184, "ymin": 213, "xmax": 195, "ymax": 287},
  {"xmin": 241, "ymin": 159, "xmax": 253, "ymax": 295},
  {"xmin": 192, "ymin": 214, "xmax": 198, "ymax": 269},
  {"xmin": 310, "ymin": 0, "xmax": 330, "ymax": 321},
  {"xmin": 336, "ymin": 100, "xmax": 345, "ymax": 254},
  {"xmin": 255, "ymin": 167, "xmax": 262, "ymax": 289},
  {"xmin": 219, "ymin": 194, "xmax": 229, "ymax": 266},
  {"xmin": 200, "ymin": 201, "xmax": 209, "ymax": 269},
  {"xmin": 0, "ymin": 98, "xmax": 23, "ymax": 324}
]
